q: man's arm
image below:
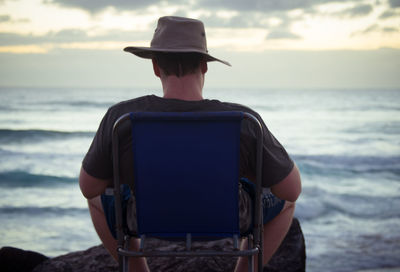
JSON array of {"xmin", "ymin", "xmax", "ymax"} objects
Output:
[
  {"xmin": 270, "ymin": 164, "xmax": 302, "ymax": 202},
  {"xmin": 79, "ymin": 167, "xmax": 111, "ymax": 199}
]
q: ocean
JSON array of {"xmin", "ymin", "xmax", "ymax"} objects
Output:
[{"xmin": 0, "ymin": 87, "xmax": 399, "ymax": 271}]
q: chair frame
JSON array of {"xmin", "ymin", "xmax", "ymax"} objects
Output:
[{"xmin": 111, "ymin": 111, "xmax": 264, "ymax": 272}]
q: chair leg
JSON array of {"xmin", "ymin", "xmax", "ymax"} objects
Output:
[
  {"xmin": 258, "ymin": 229, "xmax": 263, "ymax": 272},
  {"xmin": 248, "ymin": 255, "xmax": 254, "ymax": 272},
  {"xmin": 118, "ymin": 254, "xmax": 124, "ymax": 272},
  {"xmin": 257, "ymin": 250, "xmax": 263, "ymax": 272},
  {"xmin": 247, "ymin": 237, "xmax": 254, "ymax": 272},
  {"xmin": 123, "ymin": 236, "xmax": 131, "ymax": 272}
]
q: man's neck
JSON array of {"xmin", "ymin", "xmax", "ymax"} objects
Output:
[{"xmin": 161, "ymin": 73, "xmax": 204, "ymax": 101}]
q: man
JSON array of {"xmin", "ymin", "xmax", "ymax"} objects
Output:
[{"xmin": 80, "ymin": 16, "xmax": 301, "ymax": 272}]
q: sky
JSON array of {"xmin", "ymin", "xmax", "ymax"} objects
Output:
[{"xmin": 0, "ymin": 0, "xmax": 399, "ymax": 88}]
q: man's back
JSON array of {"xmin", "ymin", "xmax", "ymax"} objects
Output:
[{"xmin": 83, "ymin": 94, "xmax": 293, "ymax": 189}]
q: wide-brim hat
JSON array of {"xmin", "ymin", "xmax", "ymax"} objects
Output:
[{"xmin": 124, "ymin": 16, "xmax": 231, "ymax": 66}]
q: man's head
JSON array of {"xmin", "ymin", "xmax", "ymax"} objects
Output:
[
  {"xmin": 124, "ymin": 16, "xmax": 231, "ymax": 70},
  {"xmin": 152, "ymin": 52, "xmax": 205, "ymax": 77}
]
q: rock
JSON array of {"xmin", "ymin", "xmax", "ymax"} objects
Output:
[
  {"xmin": 32, "ymin": 246, "xmax": 118, "ymax": 272},
  {"xmin": 0, "ymin": 246, "xmax": 48, "ymax": 272},
  {"xmin": 264, "ymin": 218, "xmax": 306, "ymax": 272},
  {"xmin": 31, "ymin": 218, "xmax": 305, "ymax": 272}
]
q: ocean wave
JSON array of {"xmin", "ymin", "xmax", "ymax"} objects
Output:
[
  {"xmin": 8, "ymin": 100, "xmax": 114, "ymax": 112},
  {"xmin": 0, "ymin": 171, "xmax": 77, "ymax": 187},
  {"xmin": 293, "ymin": 154, "xmax": 400, "ymax": 177},
  {"xmin": 323, "ymin": 194, "xmax": 400, "ymax": 219},
  {"xmin": 296, "ymin": 192, "xmax": 400, "ymax": 221},
  {"xmin": 50, "ymin": 100, "xmax": 113, "ymax": 108},
  {"xmin": 343, "ymin": 121, "xmax": 400, "ymax": 135},
  {"xmin": 0, "ymin": 206, "xmax": 87, "ymax": 216},
  {"xmin": 0, "ymin": 129, "xmax": 94, "ymax": 143}
]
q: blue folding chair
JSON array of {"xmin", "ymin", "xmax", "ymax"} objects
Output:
[{"xmin": 111, "ymin": 111, "xmax": 264, "ymax": 272}]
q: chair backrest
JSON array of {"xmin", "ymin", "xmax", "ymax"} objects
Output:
[
  {"xmin": 112, "ymin": 111, "xmax": 264, "ymax": 271},
  {"xmin": 128, "ymin": 111, "xmax": 243, "ymax": 239}
]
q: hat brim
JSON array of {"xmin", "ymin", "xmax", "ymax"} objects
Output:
[{"xmin": 124, "ymin": 46, "xmax": 231, "ymax": 66}]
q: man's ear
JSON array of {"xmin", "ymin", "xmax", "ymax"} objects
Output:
[
  {"xmin": 152, "ymin": 59, "xmax": 161, "ymax": 78},
  {"xmin": 201, "ymin": 60, "xmax": 208, "ymax": 74}
]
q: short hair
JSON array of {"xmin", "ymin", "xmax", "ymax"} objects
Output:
[{"xmin": 153, "ymin": 52, "xmax": 205, "ymax": 77}]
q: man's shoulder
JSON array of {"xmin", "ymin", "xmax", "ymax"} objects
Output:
[
  {"xmin": 217, "ymin": 100, "xmax": 256, "ymax": 112},
  {"xmin": 109, "ymin": 95, "xmax": 153, "ymax": 110},
  {"xmin": 215, "ymin": 100, "xmax": 261, "ymax": 119},
  {"xmin": 105, "ymin": 95, "xmax": 261, "ymax": 121},
  {"xmin": 99, "ymin": 95, "xmax": 154, "ymax": 126},
  {"xmin": 107, "ymin": 95, "xmax": 160, "ymax": 116}
]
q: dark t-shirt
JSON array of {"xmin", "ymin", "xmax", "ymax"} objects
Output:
[{"xmin": 82, "ymin": 95, "xmax": 293, "ymax": 188}]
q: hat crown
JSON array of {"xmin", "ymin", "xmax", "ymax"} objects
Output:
[
  {"xmin": 150, "ymin": 16, "xmax": 208, "ymax": 53},
  {"xmin": 123, "ymin": 16, "xmax": 231, "ymax": 66}
]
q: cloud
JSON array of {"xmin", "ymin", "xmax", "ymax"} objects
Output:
[
  {"xmin": 46, "ymin": 0, "xmax": 168, "ymax": 13},
  {"xmin": 266, "ymin": 30, "xmax": 301, "ymax": 40},
  {"xmin": 197, "ymin": 0, "xmax": 367, "ymax": 12},
  {"xmin": 360, "ymin": 24, "xmax": 380, "ymax": 34},
  {"xmin": 43, "ymin": 0, "xmax": 371, "ymax": 15},
  {"xmin": 198, "ymin": 0, "xmax": 290, "ymax": 12},
  {"xmin": 0, "ymin": 28, "xmax": 149, "ymax": 46},
  {"xmin": 39, "ymin": 0, "xmax": 378, "ymax": 38},
  {"xmin": 382, "ymin": 26, "xmax": 398, "ymax": 32},
  {"xmin": 353, "ymin": 24, "xmax": 399, "ymax": 35},
  {"xmin": 0, "ymin": 14, "xmax": 10, "ymax": 22},
  {"xmin": 0, "ymin": 30, "xmax": 92, "ymax": 46},
  {"xmin": 0, "ymin": 14, "xmax": 30, "ymax": 23},
  {"xmin": 197, "ymin": 12, "xmax": 273, "ymax": 28},
  {"xmin": 263, "ymin": 12, "xmax": 302, "ymax": 40},
  {"xmin": 379, "ymin": 10, "xmax": 398, "ymax": 19},
  {"xmin": 341, "ymin": 4, "xmax": 373, "ymax": 17},
  {"xmin": 389, "ymin": 0, "xmax": 400, "ymax": 8},
  {"xmin": 0, "ymin": 32, "xmax": 40, "ymax": 46},
  {"xmin": 317, "ymin": 3, "xmax": 374, "ymax": 18}
]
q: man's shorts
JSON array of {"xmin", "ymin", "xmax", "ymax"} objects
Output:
[{"xmin": 101, "ymin": 178, "xmax": 285, "ymax": 239}]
